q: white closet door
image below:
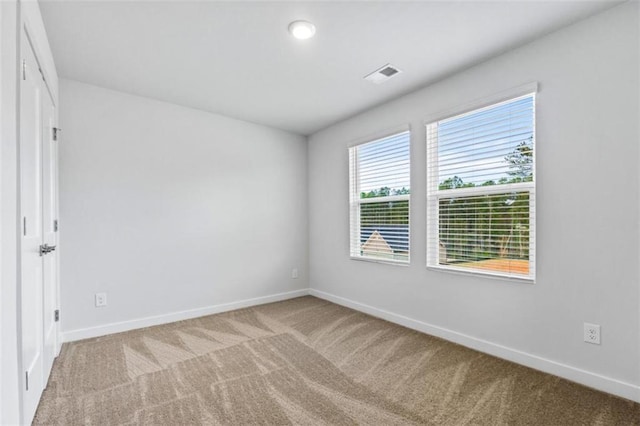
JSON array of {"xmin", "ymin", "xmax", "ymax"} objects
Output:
[
  {"xmin": 41, "ymin": 88, "xmax": 58, "ymax": 382},
  {"xmin": 20, "ymin": 33, "xmax": 45, "ymax": 424}
]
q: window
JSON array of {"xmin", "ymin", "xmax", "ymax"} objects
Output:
[
  {"xmin": 349, "ymin": 130, "xmax": 410, "ymax": 264},
  {"xmin": 427, "ymin": 94, "xmax": 535, "ymax": 280}
]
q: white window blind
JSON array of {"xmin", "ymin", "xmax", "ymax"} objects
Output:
[
  {"xmin": 349, "ymin": 130, "xmax": 410, "ymax": 264},
  {"xmin": 427, "ymin": 94, "xmax": 535, "ymax": 280}
]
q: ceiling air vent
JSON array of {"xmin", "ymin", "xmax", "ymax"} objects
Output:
[{"xmin": 364, "ymin": 64, "xmax": 402, "ymax": 84}]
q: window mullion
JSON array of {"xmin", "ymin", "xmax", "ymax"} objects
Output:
[{"xmin": 435, "ymin": 181, "xmax": 533, "ymax": 198}]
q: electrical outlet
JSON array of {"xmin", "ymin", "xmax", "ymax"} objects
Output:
[
  {"xmin": 291, "ymin": 268, "xmax": 299, "ymax": 279},
  {"xmin": 95, "ymin": 292, "xmax": 107, "ymax": 307},
  {"xmin": 584, "ymin": 323, "xmax": 600, "ymax": 345}
]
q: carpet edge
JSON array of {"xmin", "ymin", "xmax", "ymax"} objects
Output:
[
  {"xmin": 309, "ymin": 288, "xmax": 640, "ymax": 404},
  {"xmin": 61, "ymin": 289, "xmax": 311, "ymax": 343}
]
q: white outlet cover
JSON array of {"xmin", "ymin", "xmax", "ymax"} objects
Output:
[
  {"xmin": 583, "ymin": 323, "xmax": 601, "ymax": 345},
  {"xmin": 291, "ymin": 268, "xmax": 299, "ymax": 279},
  {"xmin": 95, "ymin": 292, "xmax": 107, "ymax": 307}
]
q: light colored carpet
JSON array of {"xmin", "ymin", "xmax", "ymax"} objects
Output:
[{"xmin": 35, "ymin": 296, "xmax": 639, "ymax": 425}]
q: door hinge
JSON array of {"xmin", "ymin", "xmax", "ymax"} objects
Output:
[
  {"xmin": 54, "ymin": 219, "xmax": 59, "ymax": 232},
  {"xmin": 25, "ymin": 371, "xmax": 29, "ymax": 391},
  {"xmin": 23, "ymin": 217, "xmax": 27, "ymax": 236},
  {"xmin": 22, "ymin": 59, "xmax": 26, "ymax": 81},
  {"xmin": 53, "ymin": 127, "xmax": 61, "ymax": 141},
  {"xmin": 54, "ymin": 309, "xmax": 60, "ymax": 322}
]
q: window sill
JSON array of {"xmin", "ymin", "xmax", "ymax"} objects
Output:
[
  {"xmin": 427, "ymin": 264, "xmax": 535, "ymax": 284},
  {"xmin": 350, "ymin": 256, "xmax": 410, "ymax": 267}
]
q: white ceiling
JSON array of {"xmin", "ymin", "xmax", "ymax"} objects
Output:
[{"xmin": 40, "ymin": 1, "xmax": 620, "ymax": 135}]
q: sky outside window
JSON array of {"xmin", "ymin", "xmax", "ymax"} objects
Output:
[
  {"xmin": 437, "ymin": 96, "xmax": 534, "ymax": 186},
  {"xmin": 357, "ymin": 131, "xmax": 410, "ymax": 196}
]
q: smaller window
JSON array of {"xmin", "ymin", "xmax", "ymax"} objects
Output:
[
  {"xmin": 349, "ymin": 130, "xmax": 410, "ymax": 264},
  {"xmin": 427, "ymin": 94, "xmax": 535, "ymax": 280}
]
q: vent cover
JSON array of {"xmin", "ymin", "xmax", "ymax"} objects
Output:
[{"xmin": 364, "ymin": 64, "xmax": 402, "ymax": 84}]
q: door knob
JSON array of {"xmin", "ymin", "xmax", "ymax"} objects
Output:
[{"xmin": 39, "ymin": 244, "xmax": 56, "ymax": 256}]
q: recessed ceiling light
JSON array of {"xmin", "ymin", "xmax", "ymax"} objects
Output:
[{"xmin": 288, "ymin": 20, "xmax": 316, "ymax": 40}]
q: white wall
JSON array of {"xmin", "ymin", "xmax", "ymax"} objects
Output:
[
  {"xmin": 308, "ymin": 2, "xmax": 639, "ymax": 401},
  {"xmin": 59, "ymin": 79, "xmax": 308, "ymax": 338}
]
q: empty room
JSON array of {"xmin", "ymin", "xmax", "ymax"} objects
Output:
[{"xmin": 1, "ymin": 0, "xmax": 639, "ymax": 424}]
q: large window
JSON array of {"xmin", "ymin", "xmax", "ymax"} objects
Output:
[
  {"xmin": 349, "ymin": 130, "xmax": 410, "ymax": 264},
  {"xmin": 427, "ymin": 94, "xmax": 535, "ymax": 280}
]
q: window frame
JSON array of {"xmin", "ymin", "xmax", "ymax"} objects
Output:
[
  {"xmin": 349, "ymin": 126, "xmax": 411, "ymax": 266},
  {"xmin": 426, "ymin": 88, "xmax": 537, "ymax": 282}
]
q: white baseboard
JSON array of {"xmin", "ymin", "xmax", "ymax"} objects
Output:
[
  {"xmin": 62, "ymin": 289, "xmax": 310, "ymax": 343},
  {"xmin": 61, "ymin": 287, "xmax": 639, "ymax": 403},
  {"xmin": 309, "ymin": 288, "xmax": 640, "ymax": 403}
]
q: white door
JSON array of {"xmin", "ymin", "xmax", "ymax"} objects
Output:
[
  {"xmin": 41, "ymin": 87, "xmax": 58, "ymax": 381},
  {"xmin": 20, "ymin": 33, "xmax": 45, "ymax": 423}
]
